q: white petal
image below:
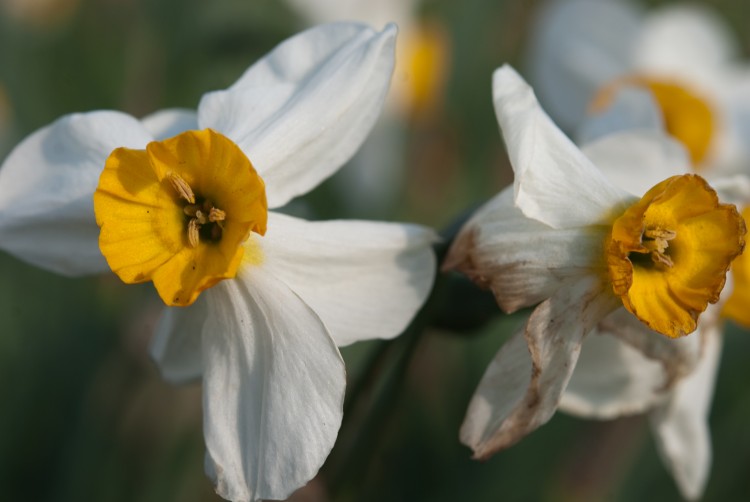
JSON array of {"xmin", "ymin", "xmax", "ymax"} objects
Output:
[
  {"xmin": 493, "ymin": 65, "xmax": 631, "ymax": 229},
  {"xmin": 709, "ymin": 174, "xmax": 750, "ymax": 208},
  {"xmin": 634, "ymin": 4, "xmax": 738, "ymax": 80},
  {"xmin": 201, "ymin": 266, "xmax": 345, "ymax": 502},
  {"xmin": 140, "ymin": 108, "xmax": 199, "ymax": 140},
  {"xmin": 149, "ymin": 298, "xmax": 207, "ymax": 384},
  {"xmin": 581, "ymin": 129, "xmax": 689, "ymax": 196},
  {"xmin": 650, "ymin": 322, "xmax": 723, "ymax": 500},
  {"xmin": 444, "ymin": 187, "xmax": 606, "ymax": 313},
  {"xmin": 460, "ymin": 275, "xmax": 619, "ymax": 459},
  {"xmin": 599, "ymin": 308, "xmax": 702, "ymax": 387},
  {"xmin": 560, "ymin": 328, "xmax": 667, "ymax": 419},
  {"xmin": 258, "ymin": 211, "xmax": 436, "ymax": 346},
  {"xmin": 526, "ymin": 0, "xmax": 641, "ymax": 131},
  {"xmin": 576, "ymin": 86, "xmax": 664, "ymax": 145},
  {"xmin": 198, "ymin": 22, "xmax": 397, "ymax": 209},
  {"xmin": 0, "ymin": 111, "xmax": 152, "ymax": 275},
  {"xmin": 708, "ymin": 67, "xmax": 750, "ymax": 179}
]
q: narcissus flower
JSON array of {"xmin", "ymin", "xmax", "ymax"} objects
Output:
[
  {"xmin": 558, "ymin": 128, "xmax": 739, "ymax": 500},
  {"xmin": 444, "ymin": 66, "xmax": 744, "ymax": 486},
  {"xmin": 560, "ymin": 13, "xmax": 750, "ymax": 493},
  {"xmin": 0, "ymin": 23, "xmax": 437, "ymax": 502},
  {"xmin": 528, "ymin": 0, "xmax": 750, "ymax": 173}
]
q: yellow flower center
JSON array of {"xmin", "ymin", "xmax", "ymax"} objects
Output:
[
  {"xmin": 606, "ymin": 174, "xmax": 745, "ymax": 338},
  {"xmin": 722, "ymin": 206, "xmax": 750, "ymax": 327},
  {"xmin": 591, "ymin": 76, "xmax": 715, "ymax": 165},
  {"xmin": 94, "ymin": 129, "xmax": 267, "ymax": 307}
]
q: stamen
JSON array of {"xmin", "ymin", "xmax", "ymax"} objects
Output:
[
  {"xmin": 643, "ymin": 226, "xmax": 676, "ymax": 268},
  {"xmin": 168, "ymin": 172, "xmax": 196, "ymax": 204},
  {"xmin": 194, "ymin": 210, "xmax": 208, "ymax": 225},
  {"xmin": 651, "ymin": 252, "xmax": 674, "ymax": 268},
  {"xmin": 187, "ymin": 218, "xmax": 200, "ymax": 248},
  {"xmin": 183, "ymin": 204, "xmax": 199, "ymax": 217},
  {"xmin": 209, "ymin": 208, "xmax": 226, "ymax": 222},
  {"xmin": 182, "ymin": 200, "xmax": 226, "ymax": 245}
]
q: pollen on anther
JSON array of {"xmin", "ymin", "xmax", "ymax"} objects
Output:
[
  {"xmin": 168, "ymin": 171, "xmax": 196, "ymax": 203},
  {"xmin": 187, "ymin": 218, "xmax": 200, "ymax": 248},
  {"xmin": 209, "ymin": 207, "xmax": 226, "ymax": 222}
]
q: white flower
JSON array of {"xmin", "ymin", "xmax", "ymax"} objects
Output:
[
  {"xmin": 0, "ymin": 23, "xmax": 437, "ymax": 502},
  {"xmin": 444, "ymin": 65, "xmax": 744, "ymax": 499},
  {"xmin": 561, "ymin": 129, "xmax": 729, "ymax": 500},
  {"xmin": 527, "ymin": 0, "xmax": 750, "ymax": 174},
  {"xmin": 527, "ymin": 3, "xmax": 750, "ymax": 495}
]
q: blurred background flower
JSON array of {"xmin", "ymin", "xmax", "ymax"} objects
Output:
[
  {"xmin": 1, "ymin": 0, "xmax": 750, "ymax": 501},
  {"xmin": 284, "ymin": 0, "xmax": 452, "ymax": 218}
]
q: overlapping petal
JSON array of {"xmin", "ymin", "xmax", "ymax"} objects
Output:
[
  {"xmin": 150, "ymin": 298, "xmax": 207, "ymax": 384},
  {"xmin": 0, "ymin": 111, "xmax": 151, "ymax": 275},
  {"xmin": 198, "ymin": 22, "xmax": 397, "ymax": 208},
  {"xmin": 560, "ymin": 308, "xmax": 702, "ymax": 419},
  {"xmin": 201, "ymin": 266, "xmax": 345, "ymax": 502},
  {"xmin": 650, "ymin": 323, "xmax": 723, "ymax": 500},
  {"xmin": 444, "ymin": 188, "xmax": 606, "ymax": 313},
  {"xmin": 598, "ymin": 307, "xmax": 701, "ymax": 384},
  {"xmin": 460, "ymin": 276, "xmax": 619, "ymax": 459},
  {"xmin": 560, "ymin": 329, "xmax": 667, "ymax": 419},
  {"xmin": 492, "ymin": 65, "xmax": 631, "ymax": 229},
  {"xmin": 259, "ymin": 211, "xmax": 436, "ymax": 346}
]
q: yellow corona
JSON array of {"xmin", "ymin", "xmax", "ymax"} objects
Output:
[{"xmin": 94, "ymin": 129, "xmax": 267, "ymax": 307}]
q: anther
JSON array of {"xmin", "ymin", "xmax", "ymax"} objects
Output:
[
  {"xmin": 167, "ymin": 172, "xmax": 196, "ymax": 204},
  {"xmin": 651, "ymin": 251, "xmax": 674, "ymax": 267},
  {"xmin": 187, "ymin": 218, "xmax": 200, "ymax": 248},
  {"xmin": 209, "ymin": 208, "xmax": 226, "ymax": 222},
  {"xmin": 643, "ymin": 226, "xmax": 677, "ymax": 268},
  {"xmin": 194, "ymin": 210, "xmax": 208, "ymax": 225}
]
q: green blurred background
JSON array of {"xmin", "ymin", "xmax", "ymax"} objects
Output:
[{"xmin": 1, "ymin": 0, "xmax": 749, "ymax": 500}]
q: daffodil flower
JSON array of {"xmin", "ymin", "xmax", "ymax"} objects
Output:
[
  {"xmin": 528, "ymin": 0, "xmax": 750, "ymax": 173},
  {"xmin": 0, "ymin": 23, "xmax": 437, "ymax": 502},
  {"xmin": 444, "ymin": 65, "xmax": 744, "ymax": 491},
  {"xmin": 527, "ymin": 8, "xmax": 750, "ymax": 492},
  {"xmin": 559, "ymin": 128, "xmax": 732, "ymax": 500}
]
